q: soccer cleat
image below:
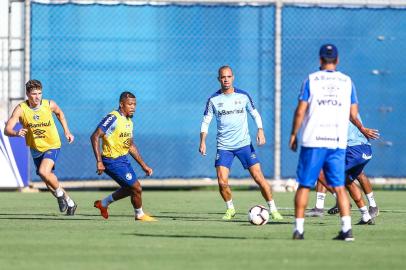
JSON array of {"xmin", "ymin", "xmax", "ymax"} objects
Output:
[
  {"xmin": 271, "ymin": 211, "xmax": 283, "ymax": 220},
  {"xmin": 66, "ymin": 203, "xmax": 77, "ymax": 216},
  {"xmin": 305, "ymin": 207, "xmax": 324, "ymax": 217},
  {"xmin": 356, "ymin": 218, "xmax": 375, "ymax": 225},
  {"xmin": 292, "ymin": 230, "xmax": 304, "ymax": 240},
  {"xmin": 369, "ymin": 206, "xmax": 379, "ymax": 218},
  {"xmin": 135, "ymin": 214, "xmax": 157, "ymax": 222},
  {"xmin": 333, "ymin": 229, "xmax": 355, "ymax": 241},
  {"xmin": 57, "ymin": 196, "xmax": 68, "ymax": 212},
  {"xmin": 222, "ymin": 208, "xmax": 236, "ymax": 220},
  {"xmin": 94, "ymin": 200, "xmax": 109, "ymax": 219},
  {"xmin": 327, "ymin": 205, "xmax": 339, "ymax": 215}
]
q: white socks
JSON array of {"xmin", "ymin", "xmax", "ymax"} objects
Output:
[
  {"xmin": 102, "ymin": 194, "xmax": 115, "ymax": 208},
  {"xmin": 366, "ymin": 192, "xmax": 377, "ymax": 207},
  {"xmin": 55, "ymin": 187, "xmax": 64, "ymax": 197},
  {"xmin": 315, "ymin": 192, "xmax": 326, "ymax": 209},
  {"xmin": 135, "ymin": 207, "xmax": 144, "ymax": 218},
  {"xmin": 359, "ymin": 206, "xmax": 372, "ymax": 222},
  {"xmin": 267, "ymin": 200, "xmax": 277, "ymax": 213},
  {"xmin": 341, "ymin": 216, "xmax": 352, "ymax": 233},
  {"xmin": 226, "ymin": 200, "xmax": 234, "ymax": 209},
  {"xmin": 294, "ymin": 218, "xmax": 305, "ymax": 234}
]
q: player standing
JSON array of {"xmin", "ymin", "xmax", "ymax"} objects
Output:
[
  {"xmin": 289, "ymin": 44, "xmax": 379, "ymax": 240},
  {"xmin": 4, "ymin": 79, "xmax": 77, "ymax": 215},
  {"xmin": 199, "ymin": 66, "xmax": 283, "ymax": 221},
  {"xmin": 91, "ymin": 91, "xmax": 156, "ymax": 222}
]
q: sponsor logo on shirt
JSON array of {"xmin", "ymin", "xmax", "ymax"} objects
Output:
[
  {"xmin": 29, "ymin": 120, "xmax": 51, "ymax": 129},
  {"xmin": 316, "ymin": 99, "xmax": 342, "ymax": 106},
  {"xmin": 32, "ymin": 129, "xmax": 46, "ymax": 139},
  {"xmin": 102, "ymin": 116, "xmax": 114, "ymax": 127},
  {"xmin": 218, "ymin": 108, "xmax": 244, "ymax": 116},
  {"xmin": 120, "ymin": 132, "xmax": 132, "ymax": 138},
  {"xmin": 217, "ymin": 103, "xmax": 223, "ymax": 108},
  {"xmin": 316, "ymin": 136, "xmax": 339, "ymax": 142}
]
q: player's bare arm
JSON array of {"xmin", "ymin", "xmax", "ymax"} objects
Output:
[
  {"xmin": 4, "ymin": 105, "xmax": 27, "ymax": 137},
  {"xmin": 50, "ymin": 100, "xmax": 74, "ymax": 143},
  {"xmin": 349, "ymin": 104, "xmax": 379, "ymax": 140},
  {"xmin": 257, "ymin": 128, "xmax": 266, "ymax": 146},
  {"xmin": 289, "ymin": 101, "xmax": 308, "ymax": 151},
  {"xmin": 199, "ymin": 132, "xmax": 207, "ymax": 156},
  {"xmin": 129, "ymin": 140, "xmax": 153, "ymax": 176},
  {"xmin": 90, "ymin": 127, "xmax": 106, "ymax": 175}
]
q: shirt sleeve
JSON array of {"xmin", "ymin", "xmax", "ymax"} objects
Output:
[
  {"xmin": 350, "ymin": 82, "xmax": 358, "ymax": 104},
  {"xmin": 245, "ymin": 94, "xmax": 263, "ymax": 129},
  {"xmin": 298, "ymin": 78, "xmax": 310, "ymax": 101},
  {"xmin": 201, "ymin": 98, "xmax": 214, "ymax": 133},
  {"xmin": 97, "ymin": 114, "xmax": 117, "ymax": 134}
]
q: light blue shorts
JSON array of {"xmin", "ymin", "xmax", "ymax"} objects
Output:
[{"xmin": 296, "ymin": 147, "xmax": 346, "ymax": 188}]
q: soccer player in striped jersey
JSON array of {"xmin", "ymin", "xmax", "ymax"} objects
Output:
[
  {"xmin": 289, "ymin": 44, "xmax": 379, "ymax": 240},
  {"xmin": 91, "ymin": 91, "xmax": 156, "ymax": 222},
  {"xmin": 199, "ymin": 66, "xmax": 283, "ymax": 221},
  {"xmin": 4, "ymin": 79, "xmax": 77, "ymax": 215}
]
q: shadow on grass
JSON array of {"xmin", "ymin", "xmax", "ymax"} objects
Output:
[{"xmin": 124, "ymin": 232, "xmax": 274, "ymax": 240}]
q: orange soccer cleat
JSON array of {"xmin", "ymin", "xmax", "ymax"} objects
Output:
[{"xmin": 94, "ymin": 200, "xmax": 109, "ymax": 219}]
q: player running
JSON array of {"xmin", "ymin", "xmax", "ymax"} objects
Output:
[
  {"xmin": 91, "ymin": 91, "xmax": 156, "ymax": 222},
  {"xmin": 4, "ymin": 79, "xmax": 77, "ymax": 215},
  {"xmin": 199, "ymin": 65, "xmax": 283, "ymax": 221}
]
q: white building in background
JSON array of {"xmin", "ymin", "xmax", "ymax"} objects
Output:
[{"xmin": 0, "ymin": 0, "xmax": 25, "ymax": 121}]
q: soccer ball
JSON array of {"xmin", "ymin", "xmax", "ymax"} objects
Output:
[{"xmin": 248, "ymin": 205, "xmax": 269, "ymax": 225}]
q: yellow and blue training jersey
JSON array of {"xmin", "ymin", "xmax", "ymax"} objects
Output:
[
  {"xmin": 98, "ymin": 110, "xmax": 133, "ymax": 158},
  {"xmin": 19, "ymin": 99, "xmax": 61, "ymax": 152}
]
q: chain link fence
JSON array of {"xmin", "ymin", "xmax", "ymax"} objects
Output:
[{"xmin": 29, "ymin": 1, "xmax": 406, "ymax": 180}]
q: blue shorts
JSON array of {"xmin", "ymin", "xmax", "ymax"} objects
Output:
[
  {"xmin": 215, "ymin": 144, "xmax": 259, "ymax": 169},
  {"xmin": 102, "ymin": 155, "xmax": 138, "ymax": 187},
  {"xmin": 346, "ymin": 144, "xmax": 372, "ymax": 181},
  {"xmin": 296, "ymin": 147, "xmax": 346, "ymax": 188},
  {"xmin": 31, "ymin": 148, "xmax": 60, "ymax": 175}
]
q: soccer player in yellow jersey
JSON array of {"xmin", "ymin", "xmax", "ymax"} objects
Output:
[
  {"xmin": 91, "ymin": 91, "xmax": 156, "ymax": 222},
  {"xmin": 4, "ymin": 79, "xmax": 77, "ymax": 215}
]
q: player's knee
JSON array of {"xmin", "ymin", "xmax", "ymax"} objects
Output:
[
  {"xmin": 131, "ymin": 182, "xmax": 142, "ymax": 194},
  {"xmin": 217, "ymin": 180, "xmax": 229, "ymax": 189},
  {"xmin": 38, "ymin": 168, "xmax": 50, "ymax": 179}
]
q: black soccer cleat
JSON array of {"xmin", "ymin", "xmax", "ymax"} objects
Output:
[
  {"xmin": 57, "ymin": 196, "xmax": 68, "ymax": 212},
  {"xmin": 292, "ymin": 230, "xmax": 304, "ymax": 240},
  {"xmin": 333, "ymin": 229, "xmax": 354, "ymax": 241},
  {"xmin": 66, "ymin": 203, "xmax": 77, "ymax": 216},
  {"xmin": 356, "ymin": 218, "xmax": 375, "ymax": 225},
  {"xmin": 328, "ymin": 203, "xmax": 352, "ymax": 215}
]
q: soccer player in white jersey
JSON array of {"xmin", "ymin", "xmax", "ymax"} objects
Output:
[
  {"xmin": 199, "ymin": 65, "xmax": 283, "ymax": 221},
  {"xmin": 289, "ymin": 44, "xmax": 379, "ymax": 240}
]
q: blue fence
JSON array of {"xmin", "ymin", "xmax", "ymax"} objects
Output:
[{"xmin": 31, "ymin": 3, "xmax": 405, "ymax": 180}]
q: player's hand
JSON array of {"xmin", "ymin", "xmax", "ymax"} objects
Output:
[
  {"xmin": 257, "ymin": 129, "xmax": 266, "ymax": 146},
  {"xmin": 16, "ymin": 128, "xmax": 28, "ymax": 137},
  {"xmin": 289, "ymin": 134, "xmax": 298, "ymax": 152},
  {"xmin": 199, "ymin": 142, "xmax": 206, "ymax": 156},
  {"xmin": 361, "ymin": 127, "xmax": 380, "ymax": 140},
  {"xmin": 143, "ymin": 166, "xmax": 153, "ymax": 176},
  {"xmin": 65, "ymin": 132, "xmax": 75, "ymax": 144},
  {"xmin": 96, "ymin": 161, "xmax": 105, "ymax": 175}
]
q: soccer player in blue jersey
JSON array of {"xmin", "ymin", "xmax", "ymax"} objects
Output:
[
  {"xmin": 289, "ymin": 44, "xmax": 379, "ymax": 240},
  {"xmin": 199, "ymin": 65, "xmax": 283, "ymax": 221},
  {"xmin": 306, "ymin": 116, "xmax": 379, "ymax": 221},
  {"xmin": 91, "ymin": 91, "xmax": 156, "ymax": 222}
]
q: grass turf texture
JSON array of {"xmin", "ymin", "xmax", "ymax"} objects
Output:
[{"xmin": 0, "ymin": 190, "xmax": 405, "ymax": 270}]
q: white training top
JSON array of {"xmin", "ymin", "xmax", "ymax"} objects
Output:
[
  {"xmin": 298, "ymin": 70, "xmax": 358, "ymax": 149},
  {"xmin": 201, "ymin": 88, "xmax": 263, "ymax": 150}
]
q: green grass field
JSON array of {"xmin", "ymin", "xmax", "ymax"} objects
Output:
[{"xmin": 1, "ymin": 190, "xmax": 405, "ymax": 270}]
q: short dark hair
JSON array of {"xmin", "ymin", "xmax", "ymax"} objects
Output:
[
  {"xmin": 26, "ymin": 80, "xmax": 42, "ymax": 93},
  {"xmin": 320, "ymin": 57, "xmax": 338, "ymax": 65},
  {"xmin": 119, "ymin": 91, "xmax": 135, "ymax": 102},
  {"xmin": 218, "ymin": 65, "xmax": 233, "ymax": 77}
]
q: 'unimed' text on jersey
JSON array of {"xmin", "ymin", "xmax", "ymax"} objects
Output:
[
  {"xmin": 299, "ymin": 70, "xmax": 358, "ymax": 149},
  {"xmin": 201, "ymin": 88, "xmax": 263, "ymax": 150},
  {"xmin": 98, "ymin": 110, "xmax": 133, "ymax": 158},
  {"xmin": 19, "ymin": 99, "xmax": 61, "ymax": 152}
]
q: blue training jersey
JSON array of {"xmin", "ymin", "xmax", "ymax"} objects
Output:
[
  {"xmin": 200, "ymin": 88, "xmax": 263, "ymax": 150},
  {"xmin": 347, "ymin": 115, "xmax": 370, "ymax": 146}
]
